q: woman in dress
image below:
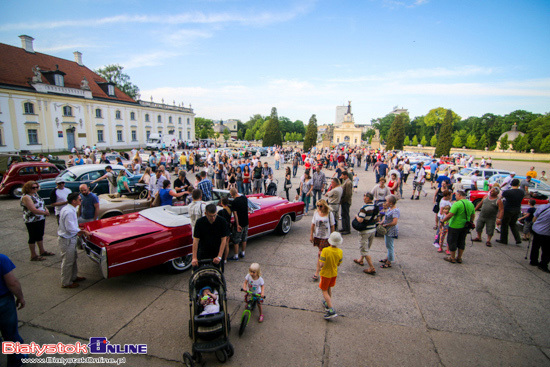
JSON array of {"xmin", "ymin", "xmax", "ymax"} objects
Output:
[
  {"xmin": 379, "ymin": 195, "xmax": 400, "ymax": 269},
  {"xmin": 310, "ymin": 199, "xmax": 335, "ymax": 281},
  {"xmin": 228, "ymin": 167, "xmax": 237, "ymax": 190},
  {"xmin": 139, "ymin": 167, "xmax": 152, "ymax": 185},
  {"xmin": 20, "ymin": 181, "xmax": 54, "ymax": 261},
  {"xmin": 388, "ymin": 173, "xmax": 399, "ymax": 196}
]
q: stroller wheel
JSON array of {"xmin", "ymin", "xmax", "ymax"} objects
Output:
[
  {"xmin": 183, "ymin": 352, "xmax": 194, "ymax": 367},
  {"xmin": 215, "ymin": 349, "xmax": 228, "ymax": 363},
  {"xmin": 227, "ymin": 343, "xmax": 234, "ymax": 358}
]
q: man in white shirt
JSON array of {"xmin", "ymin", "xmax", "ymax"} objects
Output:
[
  {"xmin": 50, "ymin": 178, "xmax": 72, "ymax": 224},
  {"xmin": 411, "ymin": 163, "xmax": 426, "ymax": 200},
  {"xmin": 501, "ymin": 172, "xmax": 515, "ymax": 191},
  {"xmin": 188, "ymin": 189, "xmax": 207, "ymax": 230},
  {"xmin": 58, "ymin": 192, "xmax": 89, "ymax": 288}
]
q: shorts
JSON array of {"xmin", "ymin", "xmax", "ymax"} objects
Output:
[
  {"xmin": 313, "ymin": 237, "xmax": 330, "ymax": 253},
  {"xmin": 447, "ymin": 226, "xmax": 468, "ymax": 251},
  {"xmin": 413, "ymin": 181, "xmax": 424, "ymax": 192},
  {"xmin": 430, "ymin": 174, "xmax": 437, "ymax": 182},
  {"xmin": 359, "ymin": 230, "xmax": 375, "ymax": 256},
  {"xmin": 523, "ymin": 221, "xmax": 533, "ymax": 235},
  {"xmin": 232, "ymin": 225, "xmax": 249, "ymax": 244},
  {"xmin": 476, "ymin": 215, "xmax": 496, "ymax": 236},
  {"xmin": 253, "ymin": 179, "xmax": 262, "ymax": 191},
  {"xmin": 319, "ymin": 276, "xmax": 337, "ymax": 291}
]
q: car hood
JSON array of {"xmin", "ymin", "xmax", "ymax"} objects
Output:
[{"xmin": 83, "ymin": 213, "xmax": 164, "ymax": 245}]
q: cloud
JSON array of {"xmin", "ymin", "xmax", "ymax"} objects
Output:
[
  {"xmin": 121, "ymin": 51, "xmax": 181, "ymax": 70},
  {"xmin": 37, "ymin": 44, "xmax": 98, "ymax": 53},
  {"xmin": 382, "ymin": 0, "xmax": 429, "ymax": 9},
  {"xmin": 0, "ymin": 1, "xmax": 316, "ymax": 31}
]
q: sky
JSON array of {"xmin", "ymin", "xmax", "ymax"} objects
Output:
[{"xmin": 1, "ymin": 0, "xmax": 549, "ymax": 125}]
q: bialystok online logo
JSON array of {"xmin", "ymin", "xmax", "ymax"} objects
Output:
[{"xmin": 2, "ymin": 337, "xmax": 147, "ymax": 356}]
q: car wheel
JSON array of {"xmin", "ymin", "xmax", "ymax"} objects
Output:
[
  {"xmin": 276, "ymin": 214, "xmax": 292, "ymax": 235},
  {"xmin": 138, "ymin": 189, "xmax": 149, "ymax": 199},
  {"xmin": 165, "ymin": 254, "xmax": 192, "ymax": 273},
  {"xmin": 183, "ymin": 352, "xmax": 194, "ymax": 367},
  {"xmin": 11, "ymin": 185, "xmax": 23, "ymax": 199}
]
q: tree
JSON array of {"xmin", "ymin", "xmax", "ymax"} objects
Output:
[
  {"xmin": 303, "ymin": 114, "xmax": 318, "ymax": 152},
  {"xmin": 95, "ymin": 64, "xmax": 140, "ymax": 100},
  {"xmin": 531, "ymin": 132, "xmax": 543, "ymax": 152},
  {"xmin": 435, "ymin": 109, "xmax": 454, "ymax": 156},
  {"xmin": 430, "ymin": 135, "xmax": 438, "ymax": 147},
  {"xmin": 404, "ymin": 136, "xmax": 410, "ymax": 146},
  {"xmin": 540, "ymin": 135, "xmax": 550, "ymax": 153},
  {"xmin": 452, "ymin": 136, "xmax": 462, "ymax": 148},
  {"xmin": 244, "ymin": 129, "xmax": 254, "ymax": 141},
  {"xmin": 412, "ymin": 135, "xmax": 419, "ymax": 146},
  {"xmin": 466, "ymin": 134, "xmax": 478, "ymax": 149},
  {"xmin": 477, "ymin": 134, "xmax": 488, "ymax": 150},
  {"xmin": 195, "ymin": 117, "xmax": 214, "ymax": 139},
  {"xmin": 263, "ymin": 107, "xmax": 283, "ymax": 147},
  {"xmin": 424, "ymin": 107, "xmax": 461, "ymax": 135},
  {"xmin": 386, "ymin": 114, "xmax": 406, "ymax": 150},
  {"xmin": 420, "ymin": 136, "xmax": 428, "ymax": 146},
  {"xmin": 237, "ymin": 129, "xmax": 243, "ymax": 140},
  {"xmin": 499, "ymin": 134, "xmax": 510, "ymax": 150},
  {"xmin": 223, "ymin": 129, "xmax": 230, "ymax": 142},
  {"xmin": 254, "ymin": 130, "xmax": 263, "ymax": 141}
]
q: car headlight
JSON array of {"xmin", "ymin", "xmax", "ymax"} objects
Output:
[{"xmin": 100, "ymin": 247, "xmax": 108, "ymax": 279}]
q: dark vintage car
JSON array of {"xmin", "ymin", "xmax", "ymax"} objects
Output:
[
  {"xmin": 79, "ymin": 194, "xmax": 304, "ymax": 278},
  {"xmin": 37, "ymin": 164, "xmax": 143, "ymax": 205},
  {"xmin": 0, "ymin": 162, "xmax": 61, "ymax": 198}
]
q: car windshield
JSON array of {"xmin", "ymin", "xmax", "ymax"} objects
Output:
[
  {"xmin": 248, "ymin": 200, "xmax": 261, "ymax": 211},
  {"xmin": 536, "ymin": 181, "xmax": 550, "ymax": 190},
  {"xmin": 459, "ymin": 168, "xmax": 473, "ymax": 176},
  {"xmin": 58, "ymin": 170, "xmax": 77, "ymax": 182}
]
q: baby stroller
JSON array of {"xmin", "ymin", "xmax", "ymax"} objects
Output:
[
  {"xmin": 266, "ymin": 179, "xmax": 278, "ymax": 196},
  {"xmin": 183, "ymin": 260, "xmax": 234, "ymax": 366}
]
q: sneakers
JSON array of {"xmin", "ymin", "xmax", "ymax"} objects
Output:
[
  {"xmin": 324, "ymin": 308, "xmax": 338, "ymax": 319},
  {"xmin": 415, "ymin": 197, "xmax": 420, "ymax": 200},
  {"xmin": 410, "ymin": 195, "xmax": 414, "ymax": 200},
  {"xmin": 228, "ymin": 256, "xmax": 239, "ymax": 261},
  {"xmin": 322, "ymin": 300, "xmax": 329, "ymax": 311},
  {"xmin": 239, "ymin": 251, "xmax": 245, "ymax": 258}
]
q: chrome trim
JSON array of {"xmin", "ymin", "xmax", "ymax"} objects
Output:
[
  {"xmin": 108, "ymin": 244, "xmax": 192, "ymax": 269},
  {"xmin": 248, "ymin": 220, "xmax": 279, "ymax": 231},
  {"xmin": 294, "ymin": 214, "xmax": 304, "ymax": 222}
]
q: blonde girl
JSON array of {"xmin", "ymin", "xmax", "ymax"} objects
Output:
[{"xmin": 242, "ymin": 263, "xmax": 265, "ymax": 322}]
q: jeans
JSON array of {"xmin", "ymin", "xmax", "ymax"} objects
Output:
[
  {"xmin": 275, "ymin": 161, "xmax": 279, "ymax": 170},
  {"xmin": 0, "ymin": 294, "xmax": 24, "ymax": 367},
  {"xmin": 365, "ymin": 161, "xmax": 369, "ymax": 171},
  {"xmin": 285, "ymin": 189, "xmax": 290, "ymax": 201},
  {"xmin": 341, "ymin": 202, "xmax": 351, "ymax": 232},
  {"xmin": 385, "ymin": 235, "xmax": 395, "ymax": 262},
  {"xmin": 293, "ymin": 165, "xmax": 298, "ymax": 177},
  {"xmin": 312, "ymin": 189, "xmax": 323, "ymax": 208},
  {"xmin": 237, "ymin": 181, "xmax": 243, "ymax": 194},
  {"xmin": 301, "ymin": 193, "xmax": 311, "ymax": 214},
  {"xmin": 243, "ymin": 182, "xmax": 251, "ymax": 195},
  {"xmin": 500, "ymin": 210, "xmax": 521, "ymax": 244}
]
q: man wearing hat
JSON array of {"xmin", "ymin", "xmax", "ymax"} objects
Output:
[
  {"xmin": 50, "ymin": 177, "xmax": 72, "ymax": 224},
  {"xmin": 501, "ymin": 172, "xmax": 516, "ymax": 191}
]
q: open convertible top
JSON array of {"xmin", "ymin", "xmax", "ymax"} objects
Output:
[{"xmin": 140, "ymin": 206, "xmax": 192, "ymax": 227}]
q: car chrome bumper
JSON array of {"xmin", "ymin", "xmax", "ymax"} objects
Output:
[
  {"xmin": 295, "ymin": 213, "xmax": 304, "ymax": 222},
  {"xmin": 82, "ymin": 238, "xmax": 102, "ymax": 264}
]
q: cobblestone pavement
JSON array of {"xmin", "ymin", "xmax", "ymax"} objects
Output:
[{"xmin": 1, "ymin": 157, "xmax": 549, "ymax": 367}]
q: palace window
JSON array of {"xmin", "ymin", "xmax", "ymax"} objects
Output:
[
  {"xmin": 115, "ymin": 110, "xmax": 121, "ymax": 119},
  {"xmin": 117, "ymin": 130, "xmax": 123, "ymax": 142},
  {"xmin": 95, "ymin": 108, "xmax": 102, "ymax": 118},
  {"xmin": 97, "ymin": 130, "xmax": 104, "ymax": 142},
  {"xmin": 145, "ymin": 114, "xmax": 150, "ymax": 122},
  {"xmin": 108, "ymin": 85, "xmax": 115, "ymax": 96},
  {"xmin": 132, "ymin": 130, "xmax": 137, "ymax": 141},
  {"xmin": 178, "ymin": 117, "xmax": 182, "ymax": 124},
  {"xmin": 169, "ymin": 116, "xmax": 172, "ymax": 124},
  {"xmin": 146, "ymin": 130, "xmax": 151, "ymax": 139},
  {"xmin": 54, "ymin": 74, "xmax": 64, "ymax": 87},
  {"xmin": 130, "ymin": 112, "xmax": 136, "ymax": 120},
  {"xmin": 158, "ymin": 115, "xmax": 162, "ymax": 123},
  {"xmin": 24, "ymin": 102, "xmax": 34, "ymax": 115},
  {"xmin": 63, "ymin": 106, "xmax": 72, "ymax": 117},
  {"xmin": 28, "ymin": 129, "xmax": 38, "ymax": 144}
]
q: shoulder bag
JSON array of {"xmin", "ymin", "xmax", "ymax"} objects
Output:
[{"xmin": 461, "ymin": 200, "xmax": 475, "ymax": 231}]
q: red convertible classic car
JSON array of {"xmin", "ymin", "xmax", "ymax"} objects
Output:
[{"xmin": 79, "ymin": 194, "xmax": 304, "ymax": 278}]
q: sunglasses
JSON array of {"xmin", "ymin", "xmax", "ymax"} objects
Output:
[{"xmin": 32, "ymin": 186, "xmax": 39, "ymax": 189}]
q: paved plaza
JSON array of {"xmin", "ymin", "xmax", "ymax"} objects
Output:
[{"xmin": 1, "ymin": 157, "xmax": 549, "ymax": 367}]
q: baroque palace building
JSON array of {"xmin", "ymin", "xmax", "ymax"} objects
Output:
[{"xmin": 0, "ymin": 35, "xmax": 195, "ymax": 153}]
